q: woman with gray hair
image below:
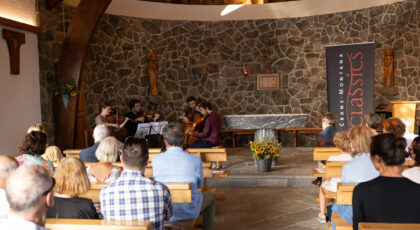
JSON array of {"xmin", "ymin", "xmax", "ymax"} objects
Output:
[{"xmin": 86, "ymin": 136, "xmax": 121, "ymax": 183}]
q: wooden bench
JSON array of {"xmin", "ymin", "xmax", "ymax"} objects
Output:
[
  {"xmin": 331, "ymin": 182, "xmax": 358, "ymax": 230},
  {"xmin": 313, "ymin": 147, "xmax": 340, "ymax": 161},
  {"xmin": 81, "ymin": 182, "xmax": 192, "ymax": 203},
  {"xmin": 277, "ymin": 127, "xmax": 322, "ymax": 147},
  {"xmin": 359, "ymin": 222, "xmax": 420, "ymax": 230},
  {"xmin": 46, "ymin": 219, "xmax": 153, "ymax": 230},
  {"xmin": 222, "ymin": 129, "xmax": 255, "ymax": 148},
  {"xmin": 63, "ymin": 149, "xmax": 83, "ymax": 158}
]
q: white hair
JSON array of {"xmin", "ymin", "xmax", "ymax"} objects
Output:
[
  {"xmin": 93, "ymin": 124, "xmax": 109, "ymax": 143},
  {"xmin": 95, "ymin": 136, "xmax": 119, "ymax": 162},
  {"xmin": 6, "ymin": 165, "xmax": 52, "ymax": 213},
  {"xmin": 0, "ymin": 158, "xmax": 18, "ymax": 180}
]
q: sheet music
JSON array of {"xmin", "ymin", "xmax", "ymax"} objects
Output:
[
  {"xmin": 134, "ymin": 121, "xmax": 168, "ymax": 138},
  {"xmin": 149, "ymin": 121, "xmax": 168, "ymax": 135}
]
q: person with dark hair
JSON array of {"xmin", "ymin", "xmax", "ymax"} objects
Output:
[
  {"xmin": 315, "ymin": 112, "xmax": 338, "ymax": 147},
  {"xmin": 352, "ymin": 133, "xmax": 420, "ymax": 230},
  {"xmin": 153, "ymin": 122, "xmax": 215, "ymax": 230},
  {"xmin": 16, "ymin": 131, "xmax": 55, "ymax": 176},
  {"xmin": 95, "ymin": 102, "xmax": 128, "ymax": 129},
  {"xmin": 402, "ymin": 136, "xmax": 420, "ymax": 183},
  {"xmin": 179, "ymin": 96, "xmax": 202, "ymax": 124},
  {"xmin": 124, "ymin": 99, "xmax": 149, "ymax": 137},
  {"xmin": 188, "ymin": 101, "xmax": 222, "ymax": 148},
  {"xmin": 100, "ymin": 137, "xmax": 173, "ymax": 230},
  {"xmin": 364, "ymin": 112, "xmax": 383, "ymax": 134}
]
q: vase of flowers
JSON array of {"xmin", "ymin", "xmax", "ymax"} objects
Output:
[
  {"xmin": 249, "ymin": 140, "xmax": 281, "ymax": 172},
  {"xmin": 53, "ymin": 79, "xmax": 81, "ymax": 109}
]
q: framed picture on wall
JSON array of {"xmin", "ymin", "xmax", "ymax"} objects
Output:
[{"xmin": 257, "ymin": 74, "xmax": 279, "ymax": 90}]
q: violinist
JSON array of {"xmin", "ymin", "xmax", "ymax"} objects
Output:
[
  {"xmin": 179, "ymin": 96, "xmax": 202, "ymax": 124},
  {"xmin": 124, "ymin": 99, "xmax": 149, "ymax": 137},
  {"xmin": 188, "ymin": 101, "xmax": 222, "ymax": 148},
  {"xmin": 95, "ymin": 102, "xmax": 128, "ymax": 129}
]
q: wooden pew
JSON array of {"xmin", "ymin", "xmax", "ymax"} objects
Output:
[
  {"xmin": 359, "ymin": 222, "xmax": 420, "ymax": 230},
  {"xmin": 313, "ymin": 147, "xmax": 340, "ymax": 161},
  {"xmin": 63, "ymin": 149, "xmax": 83, "ymax": 158},
  {"xmin": 46, "ymin": 219, "xmax": 153, "ymax": 230},
  {"xmin": 81, "ymin": 182, "xmax": 192, "ymax": 203},
  {"xmin": 332, "ymin": 182, "xmax": 358, "ymax": 230},
  {"xmin": 325, "ymin": 161, "xmax": 347, "ymax": 178}
]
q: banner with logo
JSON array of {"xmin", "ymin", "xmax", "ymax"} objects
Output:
[{"xmin": 326, "ymin": 42, "xmax": 375, "ymax": 131}]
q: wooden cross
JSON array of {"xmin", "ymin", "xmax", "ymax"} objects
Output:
[{"xmin": 2, "ymin": 29, "xmax": 25, "ymax": 75}]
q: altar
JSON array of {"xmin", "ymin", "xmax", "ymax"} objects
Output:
[{"xmin": 224, "ymin": 114, "xmax": 308, "ymax": 142}]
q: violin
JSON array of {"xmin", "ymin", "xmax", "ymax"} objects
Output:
[{"xmin": 106, "ymin": 115, "xmax": 126, "ymax": 124}]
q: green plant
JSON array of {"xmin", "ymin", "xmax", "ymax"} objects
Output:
[
  {"xmin": 249, "ymin": 140, "xmax": 281, "ymax": 160},
  {"xmin": 53, "ymin": 79, "xmax": 81, "ymax": 96}
]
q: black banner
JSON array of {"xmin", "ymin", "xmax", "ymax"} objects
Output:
[{"xmin": 326, "ymin": 43, "xmax": 375, "ymax": 131}]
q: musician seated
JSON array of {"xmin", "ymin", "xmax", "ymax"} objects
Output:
[
  {"xmin": 188, "ymin": 101, "xmax": 222, "ymax": 148},
  {"xmin": 124, "ymin": 99, "xmax": 149, "ymax": 137},
  {"xmin": 95, "ymin": 102, "xmax": 128, "ymax": 129},
  {"xmin": 179, "ymin": 96, "xmax": 202, "ymax": 124}
]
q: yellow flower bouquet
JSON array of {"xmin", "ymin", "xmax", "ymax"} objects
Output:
[
  {"xmin": 53, "ymin": 79, "xmax": 81, "ymax": 96},
  {"xmin": 249, "ymin": 140, "xmax": 281, "ymax": 160}
]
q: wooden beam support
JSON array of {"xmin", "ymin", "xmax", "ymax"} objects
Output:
[
  {"xmin": 54, "ymin": 0, "xmax": 111, "ymax": 149},
  {"xmin": 0, "ymin": 16, "xmax": 41, "ymax": 34},
  {"xmin": 46, "ymin": 0, "xmax": 64, "ymax": 10},
  {"xmin": 2, "ymin": 29, "xmax": 25, "ymax": 74}
]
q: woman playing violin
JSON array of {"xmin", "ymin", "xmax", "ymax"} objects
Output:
[{"xmin": 95, "ymin": 102, "xmax": 128, "ymax": 129}]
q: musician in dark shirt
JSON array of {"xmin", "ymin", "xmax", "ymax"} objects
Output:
[
  {"xmin": 188, "ymin": 101, "xmax": 221, "ymax": 148},
  {"xmin": 124, "ymin": 99, "xmax": 149, "ymax": 137},
  {"xmin": 179, "ymin": 96, "xmax": 202, "ymax": 124}
]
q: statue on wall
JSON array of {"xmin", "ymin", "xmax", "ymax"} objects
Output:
[
  {"xmin": 384, "ymin": 47, "xmax": 394, "ymax": 87},
  {"xmin": 147, "ymin": 51, "xmax": 159, "ymax": 96}
]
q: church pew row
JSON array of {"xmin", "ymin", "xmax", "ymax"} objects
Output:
[
  {"xmin": 331, "ymin": 183, "xmax": 357, "ymax": 230},
  {"xmin": 325, "ymin": 160, "xmax": 414, "ymax": 178},
  {"xmin": 82, "ymin": 182, "xmax": 192, "ymax": 203},
  {"xmin": 46, "ymin": 219, "xmax": 153, "ymax": 230},
  {"xmin": 358, "ymin": 222, "xmax": 420, "ymax": 230},
  {"xmin": 312, "ymin": 147, "xmax": 340, "ymax": 178}
]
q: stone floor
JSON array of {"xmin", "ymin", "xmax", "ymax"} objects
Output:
[{"xmin": 208, "ymin": 147, "xmax": 329, "ymax": 229}]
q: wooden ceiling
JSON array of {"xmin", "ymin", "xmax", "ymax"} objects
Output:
[{"xmin": 142, "ymin": 0, "xmax": 293, "ymax": 5}]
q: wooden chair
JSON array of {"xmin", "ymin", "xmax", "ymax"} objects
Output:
[
  {"xmin": 359, "ymin": 222, "xmax": 420, "ymax": 230},
  {"xmin": 45, "ymin": 219, "xmax": 153, "ymax": 230}
]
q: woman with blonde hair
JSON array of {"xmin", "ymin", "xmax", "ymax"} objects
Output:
[
  {"xmin": 42, "ymin": 146, "xmax": 63, "ymax": 162},
  {"xmin": 86, "ymin": 136, "xmax": 121, "ymax": 183},
  {"xmin": 330, "ymin": 126, "xmax": 379, "ymax": 230},
  {"xmin": 47, "ymin": 158, "xmax": 98, "ymax": 219}
]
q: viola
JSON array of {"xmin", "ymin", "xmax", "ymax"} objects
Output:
[{"xmin": 106, "ymin": 115, "xmax": 126, "ymax": 123}]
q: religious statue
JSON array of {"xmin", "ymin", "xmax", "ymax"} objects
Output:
[
  {"xmin": 384, "ymin": 47, "xmax": 394, "ymax": 87},
  {"xmin": 147, "ymin": 51, "xmax": 159, "ymax": 96}
]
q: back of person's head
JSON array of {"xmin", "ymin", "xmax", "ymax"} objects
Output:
[
  {"xmin": 42, "ymin": 146, "xmax": 63, "ymax": 162},
  {"xmin": 333, "ymin": 131, "xmax": 351, "ymax": 153},
  {"xmin": 370, "ymin": 133, "xmax": 406, "ymax": 166},
  {"xmin": 412, "ymin": 140, "xmax": 420, "ymax": 165},
  {"xmin": 383, "ymin": 117, "xmax": 406, "ymax": 138},
  {"xmin": 322, "ymin": 112, "xmax": 338, "ymax": 126},
  {"xmin": 93, "ymin": 124, "xmax": 109, "ymax": 143},
  {"xmin": 54, "ymin": 158, "xmax": 90, "ymax": 197},
  {"xmin": 365, "ymin": 112, "xmax": 383, "ymax": 130},
  {"xmin": 162, "ymin": 122, "xmax": 184, "ymax": 147},
  {"xmin": 199, "ymin": 101, "xmax": 213, "ymax": 110},
  {"xmin": 186, "ymin": 96, "xmax": 197, "ymax": 103},
  {"xmin": 122, "ymin": 137, "xmax": 148, "ymax": 170},
  {"xmin": 348, "ymin": 126, "xmax": 375, "ymax": 155},
  {"xmin": 129, "ymin": 99, "xmax": 140, "ymax": 110},
  {"xmin": 0, "ymin": 155, "xmax": 18, "ymax": 183},
  {"xmin": 96, "ymin": 136, "xmax": 119, "ymax": 162},
  {"xmin": 6, "ymin": 164, "xmax": 53, "ymax": 213},
  {"xmin": 19, "ymin": 131, "xmax": 48, "ymax": 156},
  {"xmin": 27, "ymin": 123, "xmax": 47, "ymax": 135}
]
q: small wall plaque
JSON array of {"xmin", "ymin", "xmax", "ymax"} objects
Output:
[{"xmin": 257, "ymin": 74, "xmax": 279, "ymax": 90}]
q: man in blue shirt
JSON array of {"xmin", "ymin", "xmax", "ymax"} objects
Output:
[
  {"xmin": 152, "ymin": 122, "xmax": 215, "ymax": 230},
  {"xmin": 80, "ymin": 124, "xmax": 109, "ymax": 162}
]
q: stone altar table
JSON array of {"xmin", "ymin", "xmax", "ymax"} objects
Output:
[{"xmin": 224, "ymin": 114, "xmax": 308, "ymax": 142}]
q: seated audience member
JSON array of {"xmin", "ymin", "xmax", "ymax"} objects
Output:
[
  {"xmin": 317, "ymin": 131, "xmax": 352, "ymax": 223},
  {"xmin": 0, "ymin": 156, "xmax": 18, "ymax": 219},
  {"xmin": 27, "ymin": 123, "xmax": 47, "ymax": 134},
  {"xmin": 0, "ymin": 165, "xmax": 54, "ymax": 229},
  {"xmin": 383, "ymin": 117, "xmax": 405, "ymax": 138},
  {"xmin": 313, "ymin": 112, "xmax": 338, "ymax": 186},
  {"xmin": 47, "ymin": 158, "xmax": 98, "ymax": 219},
  {"xmin": 153, "ymin": 122, "xmax": 215, "ymax": 230},
  {"xmin": 402, "ymin": 136, "xmax": 420, "ymax": 183},
  {"xmin": 86, "ymin": 136, "xmax": 121, "ymax": 183},
  {"xmin": 353, "ymin": 133, "xmax": 420, "ymax": 230},
  {"xmin": 16, "ymin": 131, "xmax": 55, "ymax": 176},
  {"xmin": 331, "ymin": 126, "xmax": 378, "ymax": 230},
  {"xmin": 80, "ymin": 124, "xmax": 109, "ymax": 162},
  {"xmin": 42, "ymin": 146, "xmax": 63, "ymax": 163},
  {"xmin": 364, "ymin": 112, "xmax": 383, "ymax": 134},
  {"xmin": 100, "ymin": 138, "xmax": 173, "ymax": 230},
  {"xmin": 400, "ymin": 117, "xmax": 418, "ymax": 153}
]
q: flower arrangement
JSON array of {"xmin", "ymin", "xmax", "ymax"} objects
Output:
[
  {"xmin": 53, "ymin": 79, "xmax": 81, "ymax": 96},
  {"xmin": 249, "ymin": 140, "xmax": 281, "ymax": 160}
]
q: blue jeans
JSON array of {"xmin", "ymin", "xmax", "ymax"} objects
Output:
[
  {"xmin": 331, "ymin": 203, "xmax": 353, "ymax": 230},
  {"xmin": 189, "ymin": 140, "xmax": 215, "ymax": 148}
]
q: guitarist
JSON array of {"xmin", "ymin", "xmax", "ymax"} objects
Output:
[{"xmin": 188, "ymin": 101, "xmax": 222, "ymax": 148}]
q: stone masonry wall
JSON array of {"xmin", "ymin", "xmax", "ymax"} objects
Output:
[{"xmin": 38, "ymin": 0, "xmax": 420, "ymax": 146}]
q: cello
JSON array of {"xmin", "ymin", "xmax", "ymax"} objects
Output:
[{"xmin": 184, "ymin": 113, "xmax": 208, "ymax": 147}]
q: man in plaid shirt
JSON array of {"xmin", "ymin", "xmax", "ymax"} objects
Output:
[{"xmin": 100, "ymin": 138, "xmax": 173, "ymax": 230}]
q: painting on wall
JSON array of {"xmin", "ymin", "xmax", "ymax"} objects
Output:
[{"xmin": 257, "ymin": 74, "xmax": 279, "ymax": 91}]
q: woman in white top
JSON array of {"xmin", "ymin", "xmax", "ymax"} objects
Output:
[
  {"xmin": 95, "ymin": 103, "xmax": 128, "ymax": 129},
  {"xmin": 86, "ymin": 136, "xmax": 121, "ymax": 183},
  {"xmin": 402, "ymin": 136, "xmax": 420, "ymax": 183}
]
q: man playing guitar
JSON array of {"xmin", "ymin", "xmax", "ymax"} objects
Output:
[{"xmin": 188, "ymin": 101, "xmax": 222, "ymax": 148}]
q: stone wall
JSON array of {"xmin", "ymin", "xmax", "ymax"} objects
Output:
[{"xmin": 38, "ymin": 0, "xmax": 420, "ymax": 146}]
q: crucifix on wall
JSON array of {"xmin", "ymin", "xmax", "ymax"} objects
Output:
[{"xmin": 2, "ymin": 29, "xmax": 25, "ymax": 75}]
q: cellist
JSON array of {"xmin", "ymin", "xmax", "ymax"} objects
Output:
[{"xmin": 179, "ymin": 96, "xmax": 202, "ymax": 124}]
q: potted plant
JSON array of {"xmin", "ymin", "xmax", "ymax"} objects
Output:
[
  {"xmin": 53, "ymin": 79, "xmax": 81, "ymax": 109},
  {"xmin": 249, "ymin": 140, "xmax": 281, "ymax": 172}
]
